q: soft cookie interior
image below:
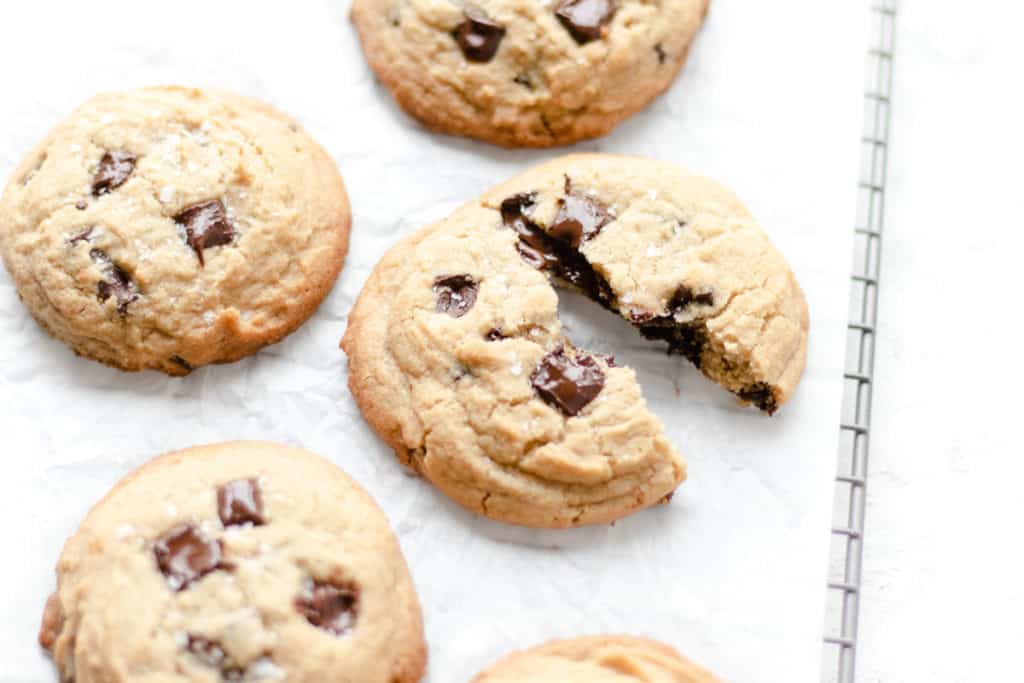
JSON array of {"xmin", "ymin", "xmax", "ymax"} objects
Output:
[{"xmin": 486, "ymin": 155, "xmax": 809, "ymax": 414}]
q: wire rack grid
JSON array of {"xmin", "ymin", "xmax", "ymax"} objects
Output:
[{"xmin": 821, "ymin": 2, "xmax": 896, "ymax": 682}]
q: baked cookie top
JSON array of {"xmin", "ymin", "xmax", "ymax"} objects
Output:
[
  {"xmin": 0, "ymin": 86, "xmax": 350, "ymax": 375},
  {"xmin": 472, "ymin": 636, "xmax": 722, "ymax": 682},
  {"xmin": 342, "ymin": 154, "xmax": 807, "ymax": 528},
  {"xmin": 351, "ymin": 0, "xmax": 709, "ymax": 147},
  {"xmin": 39, "ymin": 441, "xmax": 426, "ymax": 683}
]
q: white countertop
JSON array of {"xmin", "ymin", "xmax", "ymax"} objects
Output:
[{"xmin": 857, "ymin": 1, "xmax": 1024, "ymax": 680}]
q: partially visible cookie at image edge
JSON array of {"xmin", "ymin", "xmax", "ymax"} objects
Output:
[
  {"xmin": 39, "ymin": 441, "xmax": 426, "ymax": 683},
  {"xmin": 472, "ymin": 635, "xmax": 723, "ymax": 682},
  {"xmin": 351, "ymin": 0, "xmax": 711, "ymax": 147},
  {"xmin": 0, "ymin": 86, "xmax": 351, "ymax": 375}
]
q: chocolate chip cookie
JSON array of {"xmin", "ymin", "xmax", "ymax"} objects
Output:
[
  {"xmin": 350, "ymin": 0, "xmax": 710, "ymax": 147},
  {"xmin": 39, "ymin": 441, "xmax": 426, "ymax": 683},
  {"xmin": 472, "ymin": 636, "xmax": 722, "ymax": 682},
  {"xmin": 341, "ymin": 154, "xmax": 807, "ymax": 527},
  {"xmin": 0, "ymin": 86, "xmax": 350, "ymax": 375}
]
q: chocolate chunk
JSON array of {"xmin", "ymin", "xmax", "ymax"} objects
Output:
[
  {"xmin": 170, "ymin": 355, "xmax": 193, "ymax": 371},
  {"xmin": 628, "ymin": 309, "xmax": 654, "ymax": 323},
  {"xmin": 530, "ymin": 346, "xmax": 606, "ymax": 416},
  {"xmin": 433, "ymin": 274, "xmax": 478, "ymax": 318},
  {"xmin": 69, "ymin": 227, "xmax": 95, "ymax": 244},
  {"xmin": 485, "ymin": 328, "xmax": 507, "ymax": 341},
  {"xmin": 91, "ymin": 151, "xmax": 136, "ymax": 196},
  {"xmin": 296, "ymin": 581, "xmax": 359, "ymax": 636},
  {"xmin": 154, "ymin": 524, "xmax": 223, "ymax": 591},
  {"xmin": 550, "ymin": 178, "xmax": 613, "ymax": 247},
  {"xmin": 187, "ymin": 635, "xmax": 228, "ymax": 668},
  {"xmin": 174, "ymin": 200, "xmax": 236, "ymax": 266},
  {"xmin": 636, "ymin": 319, "xmax": 707, "ymax": 365},
  {"xmin": 452, "ymin": 10, "xmax": 506, "ymax": 62},
  {"xmin": 90, "ymin": 249, "xmax": 139, "ymax": 315},
  {"xmin": 499, "ymin": 193, "xmax": 615, "ymax": 307},
  {"xmin": 738, "ymin": 383, "xmax": 777, "ymax": 415},
  {"xmin": 513, "ymin": 73, "xmax": 534, "ymax": 89},
  {"xmin": 500, "ymin": 193, "xmax": 539, "ymax": 237},
  {"xmin": 555, "ymin": 0, "xmax": 616, "ymax": 44},
  {"xmin": 655, "ymin": 43, "xmax": 667, "ymax": 64},
  {"xmin": 217, "ymin": 479, "xmax": 264, "ymax": 527},
  {"xmin": 187, "ymin": 635, "xmax": 245, "ymax": 680},
  {"xmin": 75, "ymin": 200, "xmax": 88, "ymax": 211},
  {"xmin": 667, "ymin": 285, "xmax": 713, "ymax": 315}
]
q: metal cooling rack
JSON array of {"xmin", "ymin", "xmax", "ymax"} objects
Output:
[{"xmin": 822, "ymin": 2, "xmax": 896, "ymax": 681}]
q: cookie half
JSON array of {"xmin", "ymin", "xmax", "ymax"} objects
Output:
[
  {"xmin": 472, "ymin": 635, "xmax": 722, "ymax": 682},
  {"xmin": 351, "ymin": 0, "xmax": 710, "ymax": 147},
  {"xmin": 0, "ymin": 86, "xmax": 350, "ymax": 375},
  {"xmin": 483, "ymin": 154, "xmax": 809, "ymax": 414},
  {"xmin": 342, "ymin": 154, "xmax": 807, "ymax": 528},
  {"xmin": 39, "ymin": 441, "xmax": 426, "ymax": 683}
]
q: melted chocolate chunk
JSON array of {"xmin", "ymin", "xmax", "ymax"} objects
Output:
[
  {"xmin": 499, "ymin": 193, "xmax": 615, "ymax": 307},
  {"xmin": 90, "ymin": 249, "xmax": 139, "ymax": 315},
  {"xmin": 170, "ymin": 355, "xmax": 193, "ymax": 371},
  {"xmin": 655, "ymin": 43, "xmax": 667, "ymax": 64},
  {"xmin": 627, "ymin": 309, "xmax": 654, "ymax": 323},
  {"xmin": 530, "ymin": 346, "xmax": 606, "ymax": 416},
  {"xmin": 667, "ymin": 285, "xmax": 714, "ymax": 314},
  {"xmin": 485, "ymin": 328, "xmax": 507, "ymax": 341},
  {"xmin": 154, "ymin": 524, "xmax": 223, "ymax": 591},
  {"xmin": 629, "ymin": 285, "xmax": 713, "ymax": 360},
  {"xmin": 738, "ymin": 383, "xmax": 777, "ymax": 415},
  {"xmin": 452, "ymin": 10, "xmax": 506, "ymax": 62},
  {"xmin": 500, "ymin": 193, "xmax": 538, "ymax": 233},
  {"xmin": 433, "ymin": 274, "xmax": 478, "ymax": 318},
  {"xmin": 217, "ymin": 479, "xmax": 265, "ymax": 527},
  {"xmin": 550, "ymin": 178, "xmax": 613, "ymax": 247},
  {"xmin": 636, "ymin": 318, "xmax": 707, "ymax": 365},
  {"xmin": 296, "ymin": 581, "xmax": 359, "ymax": 636},
  {"xmin": 91, "ymin": 151, "xmax": 136, "ymax": 196},
  {"xmin": 174, "ymin": 200, "xmax": 236, "ymax": 266},
  {"xmin": 555, "ymin": 0, "xmax": 616, "ymax": 44}
]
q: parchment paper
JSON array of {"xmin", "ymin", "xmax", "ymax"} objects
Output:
[{"xmin": 0, "ymin": 1, "xmax": 866, "ymax": 680}]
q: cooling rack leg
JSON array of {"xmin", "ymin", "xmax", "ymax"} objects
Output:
[{"xmin": 822, "ymin": 2, "xmax": 896, "ymax": 682}]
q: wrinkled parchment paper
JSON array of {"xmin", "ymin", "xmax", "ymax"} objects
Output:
[{"xmin": 0, "ymin": 1, "xmax": 865, "ymax": 680}]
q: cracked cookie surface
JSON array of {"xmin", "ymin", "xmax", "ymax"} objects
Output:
[
  {"xmin": 350, "ymin": 0, "xmax": 710, "ymax": 147},
  {"xmin": 472, "ymin": 635, "xmax": 722, "ymax": 683},
  {"xmin": 341, "ymin": 154, "xmax": 807, "ymax": 528},
  {"xmin": 39, "ymin": 441, "xmax": 426, "ymax": 683},
  {"xmin": 0, "ymin": 86, "xmax": 350, "ymax": 375}
]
